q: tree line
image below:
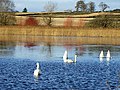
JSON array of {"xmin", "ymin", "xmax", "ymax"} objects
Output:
[
  {"xmin": 75, "ymin": 0, "xmax": 110, "ymax": 13},
  {"xmin": 0, "ymin": 0, "xmax": 120, "ymax": 28}
]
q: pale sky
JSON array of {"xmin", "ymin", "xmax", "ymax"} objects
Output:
[{"xmin": 12, "ymin": 0, "xmax": 120, "ymax": 12}]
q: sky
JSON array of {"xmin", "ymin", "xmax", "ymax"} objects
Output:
[{"xmin": 12, "ymin": 0, "xmax": 120, "ymax": 12}]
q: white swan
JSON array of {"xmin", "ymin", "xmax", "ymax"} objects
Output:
[
  {"xmin": 99, "ymin": 50, "xmax": 105, "ymax": 62},
  {"xmin": 106, "ymin": 50, "xmax": 111, "ymax": 62},
  {"xmin": 34, "ymin": 62, "xmax": 40, "ymax": 77},
  {"xmin": 99, "ymin": 50, "xmax": 104, "ymax": 58},
  {"xmin": 63, "ymin": 50, "xmax": 77, "ymax": 63},
  {"xmin": 63, "ymin": 50, "xmax": 68, "ymax": 61},
  {"xmin": 106, "ymin": 50, "xmax": 110, "ymax": 58}
]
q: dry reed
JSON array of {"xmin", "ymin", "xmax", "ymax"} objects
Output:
[{"xmin": 0, "ymin": 26, "xmax": 120, "ymax": 37}]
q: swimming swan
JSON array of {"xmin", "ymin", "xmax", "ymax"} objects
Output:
[
  {"xmin": 106, "ymin": 50, "xmax": 111, "ymax": 62},
  {"xmin": 106, "ymin": 50, "xmax": 110, "ymax": 58},
  {"xmin": 34, "ymin": 62, "xmax": 40, "ymax": 77},
  {"xmin": 63, "ymin": 50, "xmax": 68, "ymax": 61},
  {"xmin": 99, "ymin": 50, "xmax": 104, "ymax": 62},
  {"xmin": 99, "ymin": 50, "xmax": 104, "ymax": 58},
  {"xmin": 64, "ymin": 54, "xmax": 77, "ymax": 63},
  {"xmin": 63, "ymin": 50, "xmax": 77, "ymax": 63}
]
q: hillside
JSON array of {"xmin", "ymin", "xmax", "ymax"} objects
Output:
[{"xmin": 15, "ymin": 12, "xmax": 120, "ymax": 27}]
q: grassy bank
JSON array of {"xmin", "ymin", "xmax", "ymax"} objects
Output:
[{"xmin": 0, "ymin": 26, "xmax": 120, "ymax": 37}]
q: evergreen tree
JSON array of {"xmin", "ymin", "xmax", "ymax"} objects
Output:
[{"xmin": 23, "ymin": 8, "xmax": 27, "ymax": 12}]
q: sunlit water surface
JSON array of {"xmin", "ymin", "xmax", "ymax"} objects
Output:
[{"xmin": 0, "ymin": 37, "xmax": 120, "ymax": 90}]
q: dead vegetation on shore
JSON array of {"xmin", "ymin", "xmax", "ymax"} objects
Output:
[{"xmin": 0, "ymin": 26, "xmax": 120, "ymax": 37}]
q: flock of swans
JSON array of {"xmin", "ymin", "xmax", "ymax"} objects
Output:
[
  {"xmin": 33, "ymin": 50, "xmax": 77, "ymax": 77},
  {"xmin": 99, "ymin": 50, "xmax": 111, "ymax": 62},
  {"xmin": 33, "ymin": 50, "xmax": 111, "ymax": 77}
]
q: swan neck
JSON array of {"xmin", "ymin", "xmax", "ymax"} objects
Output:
[
  {"xmin": 36, "ymin": 63, "xmax": 39, "ymax": 69},
  {"xmin": 74, "ymin": 55, "xmax": 77, "ymax": 62},
  {"xmin": 63, "ymin": 50, "xmax": 68, "ymax": 62}
]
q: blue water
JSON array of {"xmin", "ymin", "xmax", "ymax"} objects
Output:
[{"xmin": 0, "ymin": 42, "xmax": 120, "ymax": 90}]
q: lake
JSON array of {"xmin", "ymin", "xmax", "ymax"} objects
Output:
[{"xmin": 0, "ymin": 36, "xmax": 120, "ymax": 90}]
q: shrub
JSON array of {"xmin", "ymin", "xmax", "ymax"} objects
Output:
[
  {"xmin": 24, "ymin": 17, "xmax": 38, "ymax": 26},
  {"xmin": 86, "ymin": 15, "xmax": 119, "ymax": 28},
  {"xmin": 0, "ymin": 12, "xmax": 16, "ymax": 26},
  {"xmin": 64, "ymin": 17, "xmax": 73, "ymax": 27}
]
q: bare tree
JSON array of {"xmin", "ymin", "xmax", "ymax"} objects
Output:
[
  {"xmin": 0, "ymin": 0, "xmax": 16, "ymax": 25},
  {"xmin": 75, "ymin": 0, "xmax": 86, "ymax": 12},
  {"xmin": 44, "ymin": 1, "xmax": 57, "ymax": 12},
  {"xmin": 0, "ymin": 0, "xmax": 15, "ymax": 12},
  {"xmin": 87, "ymin": 1, "xmax": 95, "ymax": 13},
  {"xmin": 43, "ymin": 1, "xmax": 57, "ymax": 26},
  {"xmin": 99, "ymin": 2, "xmax": 109, "ymax": 12}
]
